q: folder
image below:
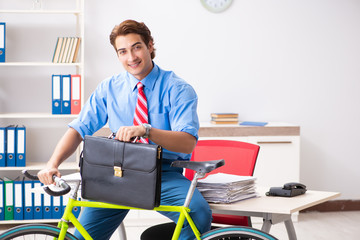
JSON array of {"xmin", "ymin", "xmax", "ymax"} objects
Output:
[
  {"xmin": 58, "ymin": 37, "xmax": 67, "ymax": 64},
  {"xmin": 33, "ymin": 181, "xmax": 43, "ymax": 219},
  {"xmin": 71, "ymin": 75, "xmax": 81, "ymax": 114},
  {"xmin": 4, "ymin": 177, "xmax": 14, "ymax": 220},
  {"xmin": 14, "ymin": 180, "xmax": 24, "ymax": 220},
  {"xmin": 65, "ymin": 37, "xmax": 75, "ymax": 63},
  {"xmin": 24, "ymin": 180, "xmax": 34, "ymax": 220},
  {"xmin": 60, "ymin": 37, "xmax": 71, "ymax": 63},
  {"xmin": 52, "ymin": 37, "xmax": 63, "ymax": 63},
  {"xmin": 43, "ymin": 190, "xmax": 52, "ymax": 219},
  {"xmin": 52, "ymin": 74, "xmax": 62, "ymax": 114},
  {"xmin": 15, "ymin": 125, "xmax": 26, "ymax": 167},
  {"xmin": 0, "ymin": 126, "xmax": 6, "ymax": 167},
  {"xmin": 6, "ymin": 125, "xmax": 16, "ymax": 167},
  {"xmin": 0, "ymin": 22, "xmax": 5, "ymax": 62},
  {"xmin": 52, "ymin": 195, "xmax": 62, "ymax": 219},
  {"xmin": 72, "ymin": 37, "xmax": 81, "ymax": 63},
  {"xmin": 0, "ymin": 179, "xmax": 5, "ymax": 220},
  {"xmin": 61, "ymin": 74, "xmax": 71, "ymax": 114},
  {"xmin": 69, "ymin": 37, "xmax": 79, "ymax": 63}
]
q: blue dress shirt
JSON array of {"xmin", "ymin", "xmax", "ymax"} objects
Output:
[{"xmin": 69, "ymin": 63, "xmax": 199, "ymax": 160}]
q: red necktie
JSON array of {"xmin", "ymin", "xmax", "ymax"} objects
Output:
[{"xmin": 133, "ymin": 82, "xmax": 149, "ymax": 143}]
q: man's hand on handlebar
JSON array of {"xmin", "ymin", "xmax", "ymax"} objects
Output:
[
  {"xmin": 37, "ymin": 167, "xmax": 61, "ymax": 186},
  {"xmin": 23, "ymin": 170, "xmax": 71, "ymax": 196}
]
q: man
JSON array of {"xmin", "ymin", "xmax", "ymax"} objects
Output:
[{"xmin": 38, "ymin": 19, "xmax": 212, "ymax": 240}]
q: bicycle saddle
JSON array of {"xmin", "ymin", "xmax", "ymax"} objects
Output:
[{"xmin": 171, "ymin": 159, "xmax": 225, "ymax": 174}]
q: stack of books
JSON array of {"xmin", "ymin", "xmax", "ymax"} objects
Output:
[
  {"xmin": 210, "ymin": 113, "xmax": 239, "ymax": 124},
  {"xmin": 197, "ymin": 173, "xmax": 258, "ymax": 204},
  {"xmin": 52, "ymin": 37, "xmax": 81, "ymax": 63}
]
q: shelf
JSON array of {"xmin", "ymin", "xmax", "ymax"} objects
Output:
[
  {"xmin": 0, "ymin": 62, "xmax": 82, "ymax": 67},
  {"xmin": 0, "ymin": 10, "xmax": 81, "ymax": 14},
  {"xmin": 0, "ymin": 219, "xmax": 59, "ymax": 225},
  {"xmin": 0, "ymin": 113, "xmax": 79, "ymax": 119},
  {"xmin": 0, "ymin": 161, "xmax": 79, "ymax": 171}
]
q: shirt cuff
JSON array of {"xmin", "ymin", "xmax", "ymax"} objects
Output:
[
  {"xmin": 68, "ymin": 119, "xmax": 92, "ymax": 139},
  {"xmin": 175, "ymin": 125, "xmax": 199, "ymax": 140}
]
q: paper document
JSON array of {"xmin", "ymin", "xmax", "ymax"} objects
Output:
[{"xmin": 197, "ymin": 173, "xmax": 258, "ymax": 204}]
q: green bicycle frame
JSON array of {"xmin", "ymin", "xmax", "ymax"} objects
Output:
[{"xmin": 57, "ymin": 197, "xmax": 202, "ymax": 240}]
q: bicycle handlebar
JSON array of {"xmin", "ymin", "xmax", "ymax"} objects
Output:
[{"xmin": 22, "ymin": 170, "xmax": 71, "ymax": 197}]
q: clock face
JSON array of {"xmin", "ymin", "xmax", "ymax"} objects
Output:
[{"xmin": 201, "ymin": 0, "xmax": 233, "ymax": 13}]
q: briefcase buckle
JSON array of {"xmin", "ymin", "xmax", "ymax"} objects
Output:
[{"xmin": 114, "ymin": 166, "xmax": 123, "ymax": 177}]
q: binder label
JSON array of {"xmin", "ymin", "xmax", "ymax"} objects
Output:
[
  {"xmin": 53, "ymin": 76, "xmax": 61, "ymax": 100},
  {"xmin": 5, "ymin": 183, "xmax": 13, "ymax": 205},
  {"xmin": 0, "ymin": 130, "xmax": 3, "ymax": 153},
  {"xmin": 17, "ymin": 129, "xmax": 25, "ymax": 154},
  {"xmin": 24, "ymin": 183, "xmax": 32, "ymax": 207},
  {"xmin": 63, "ymin": 77, "xmax": 70, "ymax": 101},
  {"xmin": 0, "ymin": 23, "xmax": 5, "ymax": 62},
  {"xmin": 44, "ymin": 194, "xmax": 51, "ymax": 205},
  {"xmin": 72, "ymin": 76, "xmax": 80, "ymax": 100},
  {"xmin": 7, "ymin": 130, "xmax": 14, "ymax": 154},
  {"xmin": 0, "ymin": 24, "xmax": 4, "ymax": 48},
  {"xmin": 14, "ymin": 184, "xmax": 22, "ymax": 207},
  {"xmin": 0, "ymin": 184, "xmax": 3, "ymax": 208}
]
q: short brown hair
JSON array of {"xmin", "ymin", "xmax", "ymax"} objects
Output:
[{"xmin": 110, "ymin": 20, "xmax": 156, "ymax": 59}]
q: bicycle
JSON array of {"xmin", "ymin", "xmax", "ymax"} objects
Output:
[{"xmin": 0, "ymin": 159, "xmax": 278, "ymax": 240}]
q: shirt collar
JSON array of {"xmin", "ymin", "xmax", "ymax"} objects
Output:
[{"xmin": 128, "ymin": 62, "xmax": 159, "ymax": 92}]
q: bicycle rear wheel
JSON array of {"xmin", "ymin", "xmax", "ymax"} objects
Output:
[
  {"xmin": 0, "ymin": 223, "xmax": 78, "ymax": 240},
  {"xmin": 201, "ymin": 226, "xmax": 278, "ymax": 240}
]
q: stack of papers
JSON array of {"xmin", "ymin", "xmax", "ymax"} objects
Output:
[{"xmin": 197, "ymin": 173, "xmax": 258, "ymax": 204}]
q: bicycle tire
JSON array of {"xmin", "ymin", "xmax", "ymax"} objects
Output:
[
  {"xmin": 0, "ymin": 223, "xmax": 78, "ymax": 240},
  {"xmin": 200, "ymin": 226, "xmax": 278, "ymax": 240}
]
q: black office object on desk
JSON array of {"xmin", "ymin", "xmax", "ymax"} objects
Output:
[{"xmin": 266, "ymin": 182, "xmax": 307, "ymax": 197}]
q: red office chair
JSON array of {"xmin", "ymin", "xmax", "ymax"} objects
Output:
[{"xmin": 140, "ymin": 140, "xmax": 260, "ymax": 240}]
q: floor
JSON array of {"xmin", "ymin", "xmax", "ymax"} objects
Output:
[
  {"xmin": 0, "ymin": 211, "xmax": 359, "ymax": 239},
  {"xmin": 114, "ymin": 211, "xmax": 360, "ymax": 239}
]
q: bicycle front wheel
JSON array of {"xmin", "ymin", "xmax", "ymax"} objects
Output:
[
  {"xmin": 201, "ymin": 226, "xmax": 278, "ymax": 240},
  {"xmin": 0, "ymin": 223, "xmax": 78, "ymax": 240}
]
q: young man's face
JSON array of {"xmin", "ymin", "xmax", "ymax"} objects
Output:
[{"xmin": 115, "ymin": 33, "xmax": 154, "ymax": 80}]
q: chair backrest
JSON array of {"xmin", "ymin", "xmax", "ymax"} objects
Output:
[
  {"xmin": 185, "ymin": 139, "xmax": 260, "ymax": 226},
  {"xmin": 185, "ymin": 139, "xmax": 259, "ymax": 179}
]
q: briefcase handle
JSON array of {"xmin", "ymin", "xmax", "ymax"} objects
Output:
[{"xmin": 108, "ymin": 132, "xmax": 141, "ymax": 143}]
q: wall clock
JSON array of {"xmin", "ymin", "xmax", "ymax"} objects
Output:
[{"xmin": 200, "ymin": 0, "xmax": 233, "ymax": 13}]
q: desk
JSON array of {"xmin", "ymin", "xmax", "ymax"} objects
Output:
[{"xmin": 209, "ymin": 187, "xmax": 340, "ymax": 240}]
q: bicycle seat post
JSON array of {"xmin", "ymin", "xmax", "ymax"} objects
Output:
[
  {"xmin": 171, "ymin": 159, "xmax": 224, "ymax": 208},
  {"xmin": 183, "ymin": 171, "xmax": 206, "ymax": 208}
]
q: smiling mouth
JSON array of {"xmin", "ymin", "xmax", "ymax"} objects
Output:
[{"xmin": 129, "ymin": 61, "xmax": 141, "ymax": 68}]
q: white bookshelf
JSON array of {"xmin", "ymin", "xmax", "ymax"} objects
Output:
[{"xmin": 0, "ymin": 0, "xmax": 84, "ymax": 224}]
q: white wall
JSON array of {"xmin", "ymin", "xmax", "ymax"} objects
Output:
[
  {"xmin": 83, "ymin": 0, "xmax": 360, "ymax": 200},
  {"xmin": 1, "ymin": 0, "xmax": 359, "ymax": 200}
]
